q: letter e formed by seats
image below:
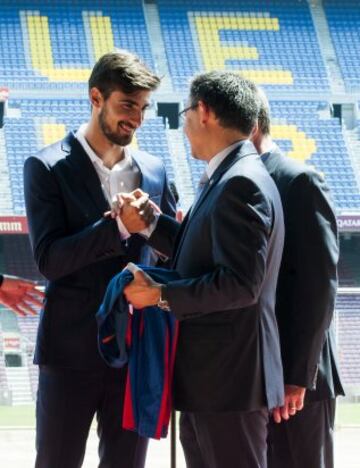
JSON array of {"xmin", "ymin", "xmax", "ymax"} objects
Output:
[{"xmin": 192, "ymin": 13, "xmax": 293, "ymax": 85}]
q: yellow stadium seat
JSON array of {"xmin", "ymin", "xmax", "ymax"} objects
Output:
[
  {"xmin": 42, "ymin": 123, "xmax": 66, "ymax": 146},
  {"xmin": 25, "ymin": 11, "xmax": 115, "ymax": 82},
  {"xmin": 272, "ymin": 125, "xmax": 317, "ymax": 162},
  {"xmin": 193, "ymin": 14, "xmax": 290, "ymax": 83}
]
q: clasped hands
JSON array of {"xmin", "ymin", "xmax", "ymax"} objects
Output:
[
  {"xmin": 106, "ymin": 188, "xmax": 160, "ymax": 233},
  {"xmin": 105, "ymin": 190, "xmax": 164, "ymax": 308}
]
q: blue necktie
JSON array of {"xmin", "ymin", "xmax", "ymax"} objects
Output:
[{"xmin": 190, "ymin": 171, "xmax": 209, "ymax": 216}]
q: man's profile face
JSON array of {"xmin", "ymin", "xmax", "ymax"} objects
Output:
[
  {"xmin": 183, "ymin": 100, "xmax": 204, "ymax": 160},
  {"xmin": 97, "ymin": 88, "xmax": 151, "ymax": 146}
]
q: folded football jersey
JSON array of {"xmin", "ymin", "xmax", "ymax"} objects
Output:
[{"xmin": 96, "ymin": 266, "xmax": 179, "ymax": 439}]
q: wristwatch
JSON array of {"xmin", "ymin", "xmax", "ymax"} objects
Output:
[{"xmin": 157, "ymin": 285, "xmax": 171, "ymax": 311}]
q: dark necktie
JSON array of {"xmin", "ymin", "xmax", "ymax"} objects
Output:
[{"xmin": 190, "ymin": 171, "xmax": 209, "ymax": 216}]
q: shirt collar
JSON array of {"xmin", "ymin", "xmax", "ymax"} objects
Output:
[
  {"xmin": 76, "ymin": 123, "xmax": 131, "ymax": 173},
  {"xmin": 260, "ymin": 142, "xmax": 277, "ymax": 161},
  {"xmin": 206, "ymin": 140, "xmax": 243, "ymax": 180}
]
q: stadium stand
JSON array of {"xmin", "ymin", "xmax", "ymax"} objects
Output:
[
  {"xmin": 338, "ymin": 236, "xmax": 360, "ymax": 287},
  {"xmin": 270, "ymin": 101, "xmax": 360, "ymax": 210},
  {"xmin": 0, "ymin": 328, "xmax": 10, "ymax": 404},
  {"xmin": 17, "ymin": 317, "xmax": 38, "ymax": 399},
  {"xmin": 336, "ymin": 293, "xmax": 360, "ymax": 386},
  {"xmin": 323, "ymin": 0, "xmax": 360, "ymax": 91},
  {"xmin": 158, "ymin": 0, "xmax": 330, "ymax": 93},
  {"xmin": 0, "ymin": 0, "xmax": 154, "ymax": 89},
  {"xmin": 0, "ymin": 237, "xmax": 5, "ymax": 275}
]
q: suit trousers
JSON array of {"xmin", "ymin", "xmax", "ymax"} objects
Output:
[
  {"xmin": 35, "ymin": 365, "xmax": 148, "ymax": 468},
  {"xmin": 179, "ymin": 408, "xmax": 269, "ymax": 468},
  {"xmin": 267, "ymin": 398, "xmax": 336, "ymax": 468}
]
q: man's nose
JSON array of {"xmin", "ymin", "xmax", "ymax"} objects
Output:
[{"xmin": 130, "ymin": 109, "xmax": 144, "ymax": 128}]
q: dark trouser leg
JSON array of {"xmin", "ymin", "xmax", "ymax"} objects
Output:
[
  {"xmin": 179, "ymin": 412, "xmax": 207, "ymax": 468},
  {"xmin": 35, "ymin": 366, "xmax": 100, "ymax": 468},
  {"xmin": 180, "ymin": 408, "xmax": 269, "ymax": 468},
  {"xmin": 97, "ymin": 367, "xmax": 148, "ymax": 468},
  {"xmin": 267, "ymin": 398, "xmax": 336, "ymax": 468}
]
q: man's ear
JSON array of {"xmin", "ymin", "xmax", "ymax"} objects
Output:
[
  {"xmin": 89, "ymin": 87, "xmax": 103, "ymax": 108},
  {"xmin": 198, "ymin": 100, "xmax": 210, "ymax": 126},
  {"xmin": 250, "ymin": 122, "xmax": 259, "ymax": 142}
]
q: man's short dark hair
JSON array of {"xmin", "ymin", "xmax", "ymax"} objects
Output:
[
  {"xmin": 257, "ymin": 88, "xmax": 271, "ymax": 136},
  {"xmin": 189, "ymin": 71, "xmax": 259, "ymax": 135},
  {"xmin": 89, "ymin": 50, "xmax": 161, "ymax": 99}
]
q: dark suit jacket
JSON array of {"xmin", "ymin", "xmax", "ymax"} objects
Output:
[
  {"xmin": 262, "ymin": 145, "xmax": 344, "ymax": 401},
  {"xmin": 24, "ymin": 131, "xmax": 175, "ymax": 369},
  {"xmin": 150, "ymin": 141, "xmax": 285, "ymax": 412}
]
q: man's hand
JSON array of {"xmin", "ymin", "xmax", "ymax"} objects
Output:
[
  {"xmin": 124, "ymin": 263, "xmax": 162, "ymax": 309},
  {"xmin": 176, "ymin": 209, "xmax": 184, "ymax": 223},
  {"xmin": 0, "ymin": 275, "xmax": 45, "ymax": 317},
  {"xmin": 110, "ymin": 189, "xmax": 156, "ymax": 233},
  {"xmin": 272, "ymin": 385, "xmax": 306, "ymax": 423}
]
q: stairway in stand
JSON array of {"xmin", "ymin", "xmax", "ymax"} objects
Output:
[{"xmin": 5, "ymin": 367, "xmax": 34, "ymax": 405}]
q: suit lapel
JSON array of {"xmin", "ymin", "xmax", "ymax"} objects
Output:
[
  {"xmin": 65, "ymin": 135, "xmax": 159, "ymax": 219},
  {"xmin": 173, "ymin": 140, "xmax": 258, "ymax": 266},
  {"xmin": 131, "ymin": 151, "xmax": 153, "ymax": 196},
  {"xmin": 172, "ymin": 211, "xmax": 191, "ymax": 267},
  {"xmin": 188, "ymin": 140, "xmax": 257, "ymax": 220},
  {"xmin": 64, "ymin": 132, "xmax": 110, "ymax": 214}
]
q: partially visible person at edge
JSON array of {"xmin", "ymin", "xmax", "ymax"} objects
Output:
[
  {"xmin": 24, "ymin": 50, "xmax": 175, "ymax": 468},
  {"xmin": 251, "ymin": 88, "xmax": 344, "ymax": 468},
  {"xmin": 0, "ymin": 274, "xmax": 44, "ymax": 316}
]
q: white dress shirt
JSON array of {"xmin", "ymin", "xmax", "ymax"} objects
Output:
[
  {"xmin": 206, "ymin": 140, "xmax": 244, "ymax": 179},
  {"xmin": 260, "ymin": 142, "xmax": 277, "ymax": 159},
  {"xmin": 76, "ymin": 123, "xmax": 157, "ymax": 239},
  {"xmin": 189, "ymin": 140, "xmax": 244, "ymax": 216}
]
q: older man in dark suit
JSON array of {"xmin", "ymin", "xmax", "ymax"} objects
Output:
[
  {"xmin": 251, "ymin": 90, "xmax": 344, "ymax": 468},
  {"xmin": 24, "ymin": 50, "xmax": 175, "ymax": 468},
  {"xmin": 122, "ymin": 72, "xmax": 285, "ymax": 468}
]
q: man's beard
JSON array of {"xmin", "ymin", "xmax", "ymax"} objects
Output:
[{"xmin": 99, "ymin": 107, "xmax": 134, "ymax": 146}]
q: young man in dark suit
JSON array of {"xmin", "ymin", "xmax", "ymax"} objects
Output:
[
  {"xmin": 252, "ymin": 90, "xmax": 344, "ymax": 468},
  {"xmin": 24, "ymin": 50, "xmax": 175, "ymax": 468},
  {"xmin": 121, "ymin": 72, "xmax": 285, "ymax": 468}
]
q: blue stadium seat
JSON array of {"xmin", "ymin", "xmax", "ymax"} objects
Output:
[
  {"xmin": 324, "ymin": 0, "xmax": 360, "ymax": 91},
  {"xmin": 0, "ymin": 0, "xmax": 154, "ymax": 89},
  {"xmin": 157, "ymin": 0, "xmax": 329, "ymax": 93}
]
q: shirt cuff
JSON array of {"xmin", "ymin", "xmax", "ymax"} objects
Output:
[
  {"xmin": 116, "ymin": 216, "xmax": 131, "ymax": 240},
  {"xmin": 139, "ymin": 212, "xmax": 160, "ymax": 239}
]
